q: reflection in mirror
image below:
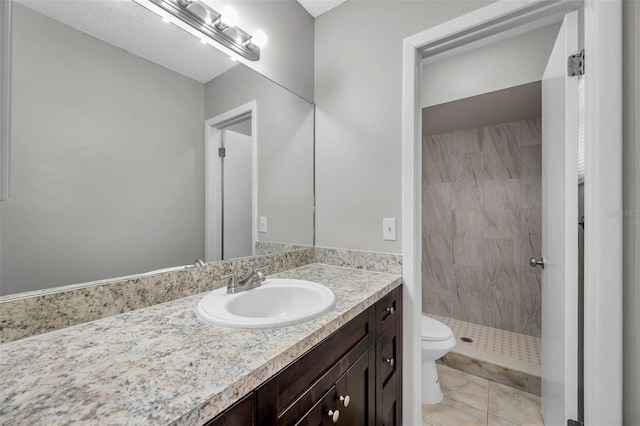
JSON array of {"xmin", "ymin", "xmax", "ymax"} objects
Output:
[{"xmin": 0, "ymin": 0, "xmax": 314, "ymax": 296}]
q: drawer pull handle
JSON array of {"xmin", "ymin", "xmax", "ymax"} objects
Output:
[
  {"xmin": 385, "ymin": 358, "xmax": 395, "ymax": 367},
  {"xmin": 328, "ymin": 409, "xmax": 340, "ymax": 423},
  {"xmin": 340, "ymin": 395, "xmax": 350, "ymax": 407},
  {"xmin": 386, "ymin": 306, "xmax": 395, "ymax": 314}
]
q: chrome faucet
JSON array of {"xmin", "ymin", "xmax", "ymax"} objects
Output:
[{"xmin": 222, "ymin": 265, "xmax": 268, "ymax": 294}]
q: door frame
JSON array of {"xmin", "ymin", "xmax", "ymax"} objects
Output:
[
  {"xmin": 205, "ymin": 100, "xmax": 258, "ymax": 261},
  {"xmin": 401, "ymin": 1, "xmax": 622, "ymax": 424}
]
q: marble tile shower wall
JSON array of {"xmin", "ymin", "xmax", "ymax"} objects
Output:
[{"xmin": 422, "ymin": 119, "xmax": 542, "ymax": 337}]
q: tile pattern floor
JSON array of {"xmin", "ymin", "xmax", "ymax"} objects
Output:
[
  {"xmin": 432, "ymin": 315, "xmax": 541, "ymax": 367},
  {"xmin": 422, "ymin": 364, "xmax": 544, "ymax": 426}
]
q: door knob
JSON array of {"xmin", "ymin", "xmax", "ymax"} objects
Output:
[
  {"xmin": 385, "ymin": 358, "xmax": 395, "ymax": 367},
  {"xmin": 529, "ymin": 257, "xmax": 545, "ymax": 269},
  {"xmin": 328, "ymin": 409, "xmax": 340, "ymax": 423}
]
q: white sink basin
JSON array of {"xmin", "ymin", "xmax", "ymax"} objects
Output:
[{"xmin": 196, "ymin": 279, "xmax": 336, "ymax": 329}]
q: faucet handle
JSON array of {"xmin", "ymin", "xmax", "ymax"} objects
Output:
[
  {"xmin": 221, "ymin": 274, "xmax": 238, "ymax": 288},
  {"xmin": 252, "ymin": 269, "xmax": 267, "ymax": 283},
  {"xmin": 253, "ymin": 262, "xmax": 270, "ymax": 275}
]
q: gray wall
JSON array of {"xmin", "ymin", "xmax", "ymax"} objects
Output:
[
  {"xmin": 1, "ymin": 4, "xmax": 205, "ymax": 295},
  {"xmin": 422, "ymin": 118, "xmax": 542, "ymax": 336},
  {"xmin": 623, "ymin": 1, "xmax": 639, "ymax": 424},
  {"xmin": 204, "ymin": 65, "xmax": 314, "ymax": 247},
  {"xmin": 421, "ymin": 23, "xmax": 560, "ymax": 107},
  {"xmin": 314, "ymin": 0, "xmax": 492, "ymax": 253},
  {"xmin": 217, "ymin": 0, "xmax": 315, "ymax": 102}
]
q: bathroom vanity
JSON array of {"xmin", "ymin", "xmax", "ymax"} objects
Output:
[
  {"xmin": 0, "ymin": 263, "xmax": 402, "ymax": 425},
  {"xmin": 210, "ymin": 285, "xmax": 402, "ymax": 426}
]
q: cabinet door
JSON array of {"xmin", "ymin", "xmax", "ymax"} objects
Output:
[
  {"xmin": 376, "ymin": 318, "xmax": 401, "ymax": 426},
  {"xmin": 333, "ymin": 348, "xmax": 375, "ymax": 426}
]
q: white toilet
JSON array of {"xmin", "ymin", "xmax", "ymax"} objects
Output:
[{"xmin": 421, "ymin": 315, "xmax": 456, "ymax": 404}]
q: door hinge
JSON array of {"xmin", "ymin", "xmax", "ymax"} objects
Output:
[
  {"xmin": 568, "ymin": 49, "xmax": 585, "ymax": 77},
  {"xmin": 568, "ymin": 419, "xmax": 584, "ymax": 426},
  {"xmin": 218, "ymin": 147, "xmax": 226, "ymax": 158}
]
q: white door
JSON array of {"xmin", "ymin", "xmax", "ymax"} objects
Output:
[
  {"xmin": 221, "ymin": 128, "xmax": 253, "ymax": 260},
  {"xmin": 541, "ymin": 10, "xmax": 579, "ymax": 425}
]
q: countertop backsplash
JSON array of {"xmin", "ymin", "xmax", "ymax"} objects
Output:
[{"xmin": 0, "ymin": 248, "xmax": 401, "ymax": 343}]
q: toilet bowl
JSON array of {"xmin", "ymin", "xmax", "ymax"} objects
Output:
[{"xmin": 421, "ymin": 315, "xmax": 456, "ymax": 404}]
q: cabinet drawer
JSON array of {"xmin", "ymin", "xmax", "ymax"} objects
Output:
[
  {"xmin": 375, "ymin": 287, "xmax": 401, "ymax": 337},
  {"xmin": 293, "ymin": 386, "xmax": 336, "ymax": 426}
]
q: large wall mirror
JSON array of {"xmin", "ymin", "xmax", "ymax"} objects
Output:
[{"xmin": 0, "ymin": 0, "xmax": 314, "ymax": 296}]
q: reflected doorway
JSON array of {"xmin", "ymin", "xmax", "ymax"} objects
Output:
[{"xmin": 205, "ymin": 101, "xmax": 257, "ymax": 262}]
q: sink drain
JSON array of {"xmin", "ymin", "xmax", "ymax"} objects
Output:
[{"xmin": 460, "ymin": 337, "xmax": 473, "ymax": 343}]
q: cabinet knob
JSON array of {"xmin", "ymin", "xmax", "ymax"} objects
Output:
[
  {"xmin": 386, "ymin": 306, "xmax": 395, "ymax": 314},
  {"xmin": 385, "ymin": 358, "xmax": 395, "ymax": 367},
  {"xmin": 328, "ymin": 409, "xmax": 340, "ymax": 423},
  {"xmin": 339, "ymin": 395, "xmax": 350, "ymax": 407}
]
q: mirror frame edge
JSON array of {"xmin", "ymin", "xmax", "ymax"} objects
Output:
[{"xmin": 1, "ymin": 0, "xmax": 11, "ymax": 201}]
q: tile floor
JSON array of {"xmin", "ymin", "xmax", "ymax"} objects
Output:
[{"xmin": 422, "ymin": 364, "xmax": 544, "ymax": 426}]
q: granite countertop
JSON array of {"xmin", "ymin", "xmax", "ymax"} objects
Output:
[{"xmin": 0, "ymin": 263, "xmax": 402, "ymax": 425}]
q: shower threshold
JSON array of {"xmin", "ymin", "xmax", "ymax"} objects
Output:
[{"xmin": 430, "ymin": 314, "xmax": 542, "ymax": 396}]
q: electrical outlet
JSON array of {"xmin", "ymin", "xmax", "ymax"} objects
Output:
[
  {"xmin": 259, "ymin": 217, "xmax": 267, "ymax": 233},
  {"xmin": 383, "ymin": 218, "xmax": 396, "ymax": 241}
]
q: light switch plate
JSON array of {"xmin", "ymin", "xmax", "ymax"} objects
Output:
[
  {"xmin": 259, "ymin": 216, "xmax": 267, "ymax": 233},
  {"xmin": 383, "ymin": 218, "xmax": 396, "ymax": 241}
]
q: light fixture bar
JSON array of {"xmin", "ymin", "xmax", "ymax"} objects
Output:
[{"xmin": 142, "ymin": 0, "xmax": 260, "ymax": 61}]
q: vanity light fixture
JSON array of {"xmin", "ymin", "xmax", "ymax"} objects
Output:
[
  {"xmin": 245, "ymin": 29, "xmax": 268, "ymax": 49},
  {"xmin": 214, "ymin": 6, "xmax": 239, "ymax": 31},
  {"xmin": 133, "ymin": 0, "xmax": 265, "ymax": 61}
]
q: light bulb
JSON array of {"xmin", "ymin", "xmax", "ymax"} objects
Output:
[
  {"xmin": 162, "ymin": 16, "xmax": 171, "ymax": 24},
  {"xmin": 219, "ymin": 6, "xmax": 238, "ymax": 28},
  {"xmin": 251, "ymin": 30, "xmax": 267, "ymax": 48},
  {"xmin": 204, "ymin": 15, "xmax": 213, "ymax": 25}
]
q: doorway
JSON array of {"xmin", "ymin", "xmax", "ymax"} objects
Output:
[
  {"xmin": 420, "ymin": 15, "xmax": 579, "ymax": 424},
  {"xmin": 205, "ymin": 101, "xmax": 258, "ymax": 262},
  {"xmin": 402, "ymin": 1, "xmax": 623, "ymax": 425}
]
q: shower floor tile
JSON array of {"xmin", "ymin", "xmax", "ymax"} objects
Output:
[{"xmin": 431, "ymin": 315, "xmax": 541, "ymax": 377}]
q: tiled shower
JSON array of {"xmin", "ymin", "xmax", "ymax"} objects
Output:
[{"xmin": 421, "ymin": 118, "xmax": 542, "ymax": 338}]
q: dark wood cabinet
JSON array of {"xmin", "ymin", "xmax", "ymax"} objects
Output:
[
  {"xmin": 204, "ymin": 392, "xmax": 255, "ymax": 426},
  {"xmin": 375, "ymin": 288, "xmax": 402, "ymax": 426},
  {"xmin": 204, "ymin": 286, "xmax": 402, "ymax": 426},
  {"xmin": 337, "ymin": 348, "xmax": 376, "ymax": 426}
]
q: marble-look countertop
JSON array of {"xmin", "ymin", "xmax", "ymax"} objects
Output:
[{"xmin": 0, "ymin": 264, "xmax": 402, "ymax": 425}]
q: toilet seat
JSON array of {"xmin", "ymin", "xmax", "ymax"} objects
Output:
[{"xmin": 421, "ymin": 315, "xmax": 453, "ymax": 342}]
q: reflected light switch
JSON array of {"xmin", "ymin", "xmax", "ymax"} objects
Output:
[
  {"xmin": 259, "ymin": 217, "xmax": 267, "ymax": 233},
  {"xmin": 383, "ymin": 218, "xmax": 396, "ymax": 241}
]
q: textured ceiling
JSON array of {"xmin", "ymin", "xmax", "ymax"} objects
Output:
[
  {"xmin": 17, "ymin": 0, "xmax": 236, "ymax": 84},
  {"xmin": 296, "ymin": 0, "xmax": 348, "ymax": 18}
]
